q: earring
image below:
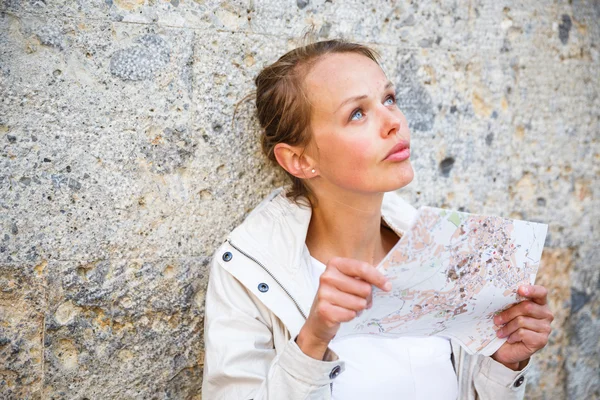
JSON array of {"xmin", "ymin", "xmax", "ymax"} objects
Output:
[{"xmin": 311, "ymin": 168, "xmax": 316, "ymax": 174}]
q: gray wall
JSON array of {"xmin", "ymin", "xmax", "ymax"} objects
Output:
[{"xmin": 1, "ymin": 0, "xmax": 598, "ymax": 399}]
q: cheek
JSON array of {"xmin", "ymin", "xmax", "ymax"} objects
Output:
[
  {"xmin": 322, "ymin": 137, "xmax": 378, "ymax": 184},
  {"xmin": 348, "ymin": 139, "xmax": 377, "ymax": 169}
]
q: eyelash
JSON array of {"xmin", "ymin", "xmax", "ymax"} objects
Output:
[{"xmin": 350, "ymin": 94, "xmax": 397, "ymax": 121}]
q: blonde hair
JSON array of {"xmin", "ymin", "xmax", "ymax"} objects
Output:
[{"xmin": 254, "ymin": 39, "xmax": 380, "ymax": 204}]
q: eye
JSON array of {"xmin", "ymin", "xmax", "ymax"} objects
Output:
[
  {"xmin": 350, "ymin": 108, "xmax": 364, "ymax": 121},
  {"xmin": 384, "ymin": 94, "xmax": 396, "ymax": 106}
]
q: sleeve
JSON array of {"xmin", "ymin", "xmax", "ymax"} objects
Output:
[
  {"xmin": 201, "ymin": 252, "xmax": 345, "ymax": 400},
  {"xmin": 452, "ymin": 341, "xmax": 530, "ymax": 400}
]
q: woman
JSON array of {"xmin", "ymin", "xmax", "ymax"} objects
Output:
[{"xmin": 202, "ymin": 39, "xmax": 553, "ymax": 399}]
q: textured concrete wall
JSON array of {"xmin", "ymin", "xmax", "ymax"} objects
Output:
[{"xmin": 0, "ymin": 0, "xmax": 598, "ymax": 399}]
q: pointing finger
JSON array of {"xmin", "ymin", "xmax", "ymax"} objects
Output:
[{"xmin": 330, "ymin": 257, "xmax": 392, "ymax": 292}]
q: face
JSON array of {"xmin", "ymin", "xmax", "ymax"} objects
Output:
[{"xmin": 303, "ymin": 52, "xmax": 414, "ymax": 196}]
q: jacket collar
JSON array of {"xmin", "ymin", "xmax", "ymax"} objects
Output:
[{"xmin": 224, "ymin": 187, "xmax": 418, "ymax": 336}]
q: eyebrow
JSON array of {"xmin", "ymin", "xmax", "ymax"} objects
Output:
[{"xmin": 335, "ymin": 81, "xmax": 395, "ymax": 113}]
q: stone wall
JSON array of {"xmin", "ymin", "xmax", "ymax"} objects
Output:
[{"xmin": 1, "ymin": 0, "xmax": 598, "ymax": 399}]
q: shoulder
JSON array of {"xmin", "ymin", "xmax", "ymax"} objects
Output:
[
  {"xmin": 206, "ymin": 186, "xmax": 311, "ymax": 303},
  {"xmin": 205, "ymin": 241, "xmax": 272, "ymax": 321}
]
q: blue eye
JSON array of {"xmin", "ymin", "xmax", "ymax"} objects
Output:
[
  {"xmin": 350, "ymin": 109, "xmax": 364, "ymax": 121},
  {"xmin": 384, "ymin": 95, "xmax": 396, "ymax": 106}
]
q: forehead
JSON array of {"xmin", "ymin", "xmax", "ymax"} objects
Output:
[{"xmin": 304, "ymin": 52, "xmax": 387, "ymax": 112}]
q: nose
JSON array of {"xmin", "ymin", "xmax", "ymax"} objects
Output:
[{"xmin": 380, "ymin": 107, "xmax": 402, "ymax": 139}]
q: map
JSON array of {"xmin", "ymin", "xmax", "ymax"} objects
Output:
[{"xmin": 335, "ymin": 206, "xmax": 548, "ymax": 356}]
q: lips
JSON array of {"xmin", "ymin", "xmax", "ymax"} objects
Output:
[{"xmin": 384, "ymin": 140, "xmax": 410, "ymax": 161}]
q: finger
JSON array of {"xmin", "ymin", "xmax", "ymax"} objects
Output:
[
  {"xmin": 518, "ymin": 285, "xmax": 548, "ymax": 305},
  {"xmin": 506, "ymin": 328, "xmax": 549, "ymax": 350},
  {"xmin": 318, "ymin": 286, "xmax": 368, "ymax": 312},
  {"xmin": 494, "ymin": 301, "xmax": 553, "ymax": 325},
  {"xmin": 320, "ymin": 268, "xmax": 373, "ymax": 299},
  {"xmin": 496, "ymin": 315, "xmax": 552, "ymax": 338},
  {"xmin": 315, "ymin": 301, "xmax": 358, "ymax": 324},
  {"xmin": 330, "ymin": 257, "xmax": 391, "ymax": 292}
]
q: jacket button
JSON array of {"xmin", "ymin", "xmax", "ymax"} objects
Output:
[
  {"xmin": 329, "ymin": 365, "xmax": 341, "ymax": 379},
  {"xmin": 514, "ymin": 375, "xmax": 525, "ymax": 388},
  {"xmin": 222, "ymin": 252, "xmax": 233, "ymax": 262},
  {"xmin": 258, "ymin": 283, "xmax": 269, "ymax": 293}
]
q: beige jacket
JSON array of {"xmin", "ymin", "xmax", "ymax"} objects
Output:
[{"xmin": 202, "ymin": 188, "xmax": 530, "ymax": 399}]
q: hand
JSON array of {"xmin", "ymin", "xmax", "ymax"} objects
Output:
[
  {"xmin": 296, "ymin": 257, "xmax": 392, "ymax": 360},
  {"xmin": 492, "ymin": 284, "xmax": 554, "ymax": 370}
]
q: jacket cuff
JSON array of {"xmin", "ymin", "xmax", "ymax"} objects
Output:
[
  {"xmin": 276, "ymin": 337, "xmax": 346, "ymax": 386},
  {"xmin": 480, "ymin": 356, "xmax": 531, "ymax": 390}
]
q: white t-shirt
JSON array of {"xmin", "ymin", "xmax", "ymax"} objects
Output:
[{"xmin": 308, "ymin": 256, "xmax": 458, "ymax": 400}]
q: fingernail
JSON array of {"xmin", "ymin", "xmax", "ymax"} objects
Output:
[
  {"xmin": 522, "ymin": 286, "xmax": 530, "ymax": 296},
  {"xmin": 494, "ymin": 315, "xmax": 502, "ymax": 325},
  {"xmin": 496, "ymin": 329, "xmax": 504, "ymax": 338},
  {"xmin": 384, "ymin": 282, "xmax": 392, "ymax": 291}
]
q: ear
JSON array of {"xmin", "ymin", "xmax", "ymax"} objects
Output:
[{"xmin": 273, "ymin": 142, "xmax": 317, "ymax": 179}]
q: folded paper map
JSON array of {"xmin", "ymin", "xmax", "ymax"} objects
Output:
[{"xmin": 335, "ymin": 206, "xmax": 548, "ymax": 356}]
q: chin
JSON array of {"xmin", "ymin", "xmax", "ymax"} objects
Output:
[{"xmin": 384, "ymin": 161, "xmax": 414, "ymax": 192}]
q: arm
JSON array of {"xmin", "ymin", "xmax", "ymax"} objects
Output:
[
  {"xmin": 202, "ymin": 254, "xmax": 342, "ymax": 400},
  {"xmin": 452, "ymin": 342, "xmax": 530, "ymax": 400}
]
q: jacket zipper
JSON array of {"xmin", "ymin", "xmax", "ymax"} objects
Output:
[{"xmin": 227, "ymin": 239, "xmax": 308, "ymax": 320}]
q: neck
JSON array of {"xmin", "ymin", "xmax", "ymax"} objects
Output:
[{"xmin": 306, "ymin": 187, "xmax": 392, "ymax": 267}]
